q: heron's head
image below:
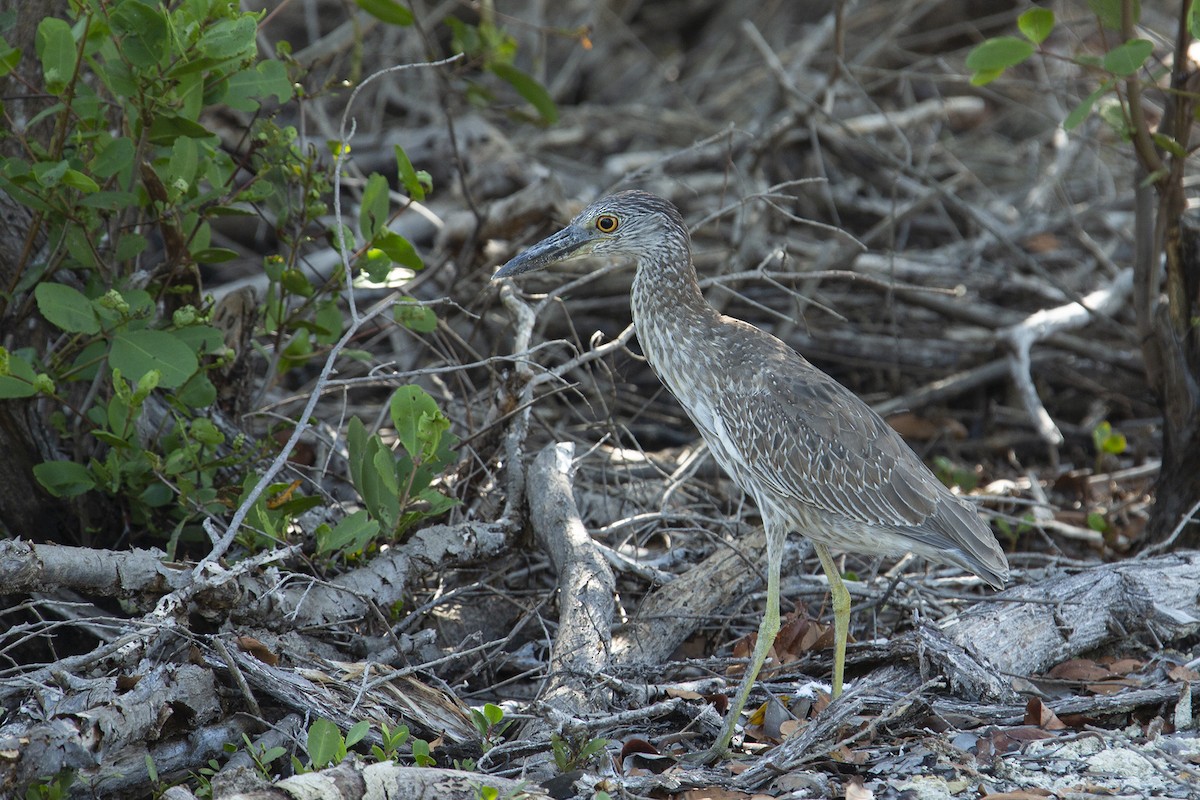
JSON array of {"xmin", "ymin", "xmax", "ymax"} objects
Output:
[{"xmin": 493, "ymin": 190, "xmax": 688, "ymax": 279}]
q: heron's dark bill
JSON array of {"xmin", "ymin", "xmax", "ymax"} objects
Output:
[{"xmin": 492, "ymin": 224, "xmax": 591, "ymax": 279}]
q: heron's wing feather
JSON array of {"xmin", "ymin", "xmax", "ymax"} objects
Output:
[{"xmin": 710, "ymin": 339, "xmax": 944, "ymax": 528}]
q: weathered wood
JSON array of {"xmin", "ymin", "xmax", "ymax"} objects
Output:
[{"xmin": 526, "ymin": 442, "xmax": 616, "ymax": 717}]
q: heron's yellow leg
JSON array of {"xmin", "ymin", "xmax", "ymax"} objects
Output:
[
  {"xmin": 704, "ymin": 533, "xmax": 782, "ymax": 761},
  {"xmin": 813, "ymin": 542, "xmax": 849, "ymax": 698}
]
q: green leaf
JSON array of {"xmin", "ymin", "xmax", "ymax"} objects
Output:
[
  {"xmin": 191, "ymin": 247, "xmax": 239, "ymax": 263},
  {"xmin": 110, "ymin": 330, "xmax": 198, "ymax": 388},
  {"xmin": 1102, "ymin": 38, "xmax": 1153, "ymax": 77},
  {"xmin": 355, "ymin": 0, "xmax": 413, "ymax": 25},
  {"xmin": 316, "ymin": 510, "xmax": 379, "ymax": 555},
  {"xmin": 969, "ymin": 67, "xmax": 1005, "ymax": 87},
  {"xmin": 110, "ymin": 0, "xmax": 168, "ymax": 68},
  {"xmin": 394, "ymin": 300, "xmax": 437, "ymax": 333},
  {"xmin": 0, "ymin": 347, "xmax": 37, "ymax": 399},
  {"xmin": 306, "ymin": 719, "xmax": 342, "ymax": 769},
  {"xmin": 36, "ymin": 17, "xmax": 76, "ymax": 94},
  {"xmin": 1087, "ymin": 0, "xmax": 1137, "ymax": 31},
  {"xmin": 61, "ymin": 169, "xmax": 99, "ymax": 193},
  {"xmin": 33, "ymin": 460, "xmax": 95, "ymax": 498},
  {"xmin": 32, "ymin": 159, "xmax": 69, "ymax": 188},
  {"xmin": 964, "ymin": 36, "xmax": 1034, "ymax": 73},
  {"xmin": 220, "ymin": 60, "xmax": 293, "ymax": 112},
  {"xmin": 360, "ymin": 172, "xmax": 390, "ymax": 240},
  {"xmin": 1017, "ymin": 8, "xmax": 1055, "ymax": 44},
  {"xmin": 0, "ymin": 38, "xmax": 21, "ymax": 78},
  {"xmin": 394, "ymin": 145, "xmax": 426, "ymax": 201},
  {"xmin": 148, "ymin": 113, "xmax": 215, "ymax": 144},
  {"xmin": 390, "ymin": 385, "xmax": 442, "ymax": 462},
  {"xmin": 374, "ymin": 229, "xmax": 423, "ymax": 270},
  {"xmin": 1151, "ymin": 132, "xmax": 1187, "ymax": 159},
  {"xmin": 1064, "ymin": 85, "xmax": 1107, "ymax": 130},
  {"xmin": 36, "ymin": 283, "xmax": 100, "ymax": 334},
  {"xmin": 197, "ymin": 15, "xmax": 257, "ymax": 60},
  {"xmin": 488, "ymin": 63, "xmax": 557, "ymax": 124},
  {"xmin": 345, "ymin": 720, "xmax": 370, "ymax": 748},
  {"xmin": 167, "ymin": 136, "xmax": 200, "ymax": 189},
  {"xmin": 93, "ymin": 137, "xmax": 135, "ymax": 179}
]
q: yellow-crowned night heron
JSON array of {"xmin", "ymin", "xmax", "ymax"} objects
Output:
[{"xmin": 494, "ymin": 190, "xmax": 1008, "ymax": 759}]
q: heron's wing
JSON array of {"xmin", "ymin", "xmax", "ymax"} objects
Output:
[{"xmin": 709, "ymin": 346, "xmax": 945, "ymax": 529}]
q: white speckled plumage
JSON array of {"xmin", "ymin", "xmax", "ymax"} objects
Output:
[{"xmin": 494, "ymin": 189, "xmax": 1008, "ymax": 761}]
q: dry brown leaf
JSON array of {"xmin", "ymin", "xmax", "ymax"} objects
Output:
[
  {"xmin": 1047, "ymin": 658, "xmax": 1112, "ymax": 682},
  {"xmin": 981, "ymin": 791, "xmax": 1055, "ymax": 800},
  {"xmin": 236, "ymin": 635, "xmax": 279, "ymax": 666},
  {"xmin": 1024, "ymin": 697, "xmax": 1067, "ymax": 730},
  {"xmin": 1022, "ymin": 232, "xmax": 1061, "ymax": 253},
  {"xmin": 886, "ymin": 411, "xmax": 967, "ymax": 440},
  {"xmin": 1168, "ymin": 664, "xmax": 1200, "ymax": 682},
  {"xmin": 1104, "ymin": 657, "xmax": 1144, "ymax": 675}
]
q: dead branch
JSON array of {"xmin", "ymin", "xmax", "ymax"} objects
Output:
[{"xmin": 525, "ymin": 442, "xmax": 616, "ymax": 718}]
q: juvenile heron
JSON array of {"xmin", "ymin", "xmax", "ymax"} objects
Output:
[{"xmin": 494, "ymin": 190, "xmax": 1008, "ymax": 759}]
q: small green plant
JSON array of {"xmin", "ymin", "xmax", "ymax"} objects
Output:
[
  {"xmin": 1087, "ymin": 510, "xmax": 1110, "ymax": 533},
  {"xmin": 550, "ymin": 732, "xmax": 609, "ymax": 773},
  {"xmin": 412, "ymin": 737, "xmax": 436, "ymax": 767},
  {"xmin": 1092, "ymin": 420, "xmax": 1128, "ymax": 472},
  {"xmin": 188, "ymin": 758, "xmax": 220, "ymax": 800},
  {"xmin": 24, "ymin": 769, "xmax": 75, "ymax": 800},
  {"xmin": 294, "ymin": 717, "xmax": 370, "ymax": 772},
  {"xmin": 369, "ymin": 721, "xmax": 412, "ymax": 762},
  {"xmin": 932, "ymin": 455, "xmax": 979, "ymax": 492},
  {"xmin": 229, "ymin": 733, "xmax": 288, "ymax": 779},
  {"xmin": 995, "ymin": 511, "xmax": 1035, "ymax": 545},
  {"xmin": 328, "ymin": 385, "xmax": 460, "ymax": 557},
  {"xmin": 469, "ymin": 703, "xmax": 513, "ymax": 752}
]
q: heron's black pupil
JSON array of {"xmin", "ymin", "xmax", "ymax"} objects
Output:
[{"xmin": 598, "ymin": 216, "xmax": 617, "ymax": 232}]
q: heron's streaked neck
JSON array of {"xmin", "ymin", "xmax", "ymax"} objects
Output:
[{"xmin": 629, "ymin": 251, "xmax": 717, "ymax": 359}]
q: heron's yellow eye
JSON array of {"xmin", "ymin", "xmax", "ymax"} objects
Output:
[{"xmin": 595, "ymin": 214, "xmax": 619, "ymax": 233}]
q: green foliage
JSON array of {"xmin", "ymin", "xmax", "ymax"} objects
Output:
[
  {"xmin": 445, "ymin": 14, "xmax": 557, "ymax": 123},
  {"xmin": 369, "ymin": 722, "xmax": 412, "ymax": 761},
  {"xmin": 995, "ymin": 512, "xmax": 1035, "ymax": 545},
  {"xmin": 356, "ymin": 0, "xmax": 414, "ymax": 26},
  {"xmin": 1017, "ymin": 8, "xmax": 1055, "ymax": 45},
  {"xmin": 292, "ymin": 717, "xmax": 437, "ymax": 774},
  {"xmin": 0, "ymin": 0, "xmax": 306, "ymax": 548},
  {"xmin": 411, "ymin": 737, "xmax": 436, "ymax": 767},
  {"xmin": 931, "ymin": 455, "xmax": 979, "ymax": 492},
  {"xmin": 469, "ymin": 702, "xmax": 512, "ymax": 752},
  {"xmin": 966, "ymin": 6, "xmax": 1159, "ymax": 138},
  {"xmin": 1092, "ymin": 420, "xmax": 1127, "ymax": 473},
  {"xmin": 329, "ymin": 385, "xmax": 459, "ymax": 556},
  {"xmin": 302, "ymin": 717, "xmax": 370, "ymax": 769},
  {"xmin": 24, "ymin": 770, "xmax": 75, "ymax": 800},
  {"xmin": 550, "ymin": 732, "xmax": 608, "ymax": 773}
]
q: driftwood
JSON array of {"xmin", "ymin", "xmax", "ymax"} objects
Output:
[
  {"xmin": 525, "ymin": 442, "xmax": 615, "ymax": 719},
  {"xmin": 163, "ymin": 763, "xmax": 551, "ymax": 800}
]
